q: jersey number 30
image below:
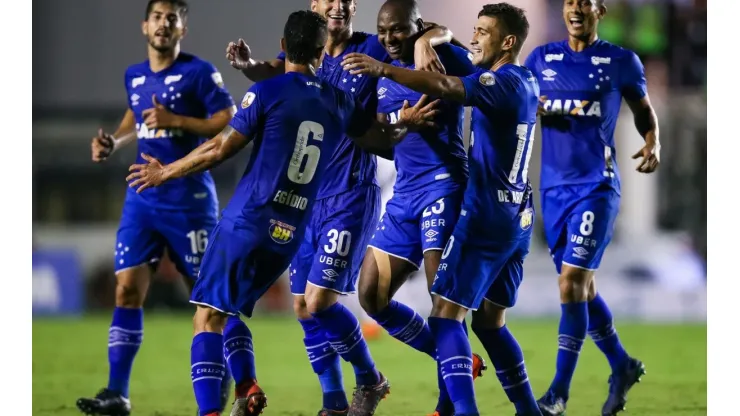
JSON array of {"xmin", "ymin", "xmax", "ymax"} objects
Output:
[{"xmin": 287, "ymin": 121, "xmax": 325, "ymax": 184}]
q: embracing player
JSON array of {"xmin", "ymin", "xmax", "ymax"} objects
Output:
[
  {"xmin": 225, "ymin": 1, "xmax": 464, "ymax": 414},
  {"xmin": 127, "ymin": 11, "xmax": 437, "ymax": 416},
  {"xmin": 352, "ymin": 1, "xmax": 487, "ymax": 415},
  {"xmin": 524, "ymin": 1, "xmax": 660, "ymax": 415},
  {"xmin": 343, "ymin": 3, "xmax": 544, "ymax": 416},
  {"xmin": 76, "ymin": 1, "xmax": 237, "ymax": 415}
]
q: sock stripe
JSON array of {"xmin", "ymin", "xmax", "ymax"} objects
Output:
[
  {"xmin": 309, "ymin": 351, "xmax": 337, "ymax": 363},
  {"xmin": 306, "ymin": 340, "xmax": 332, "ymax": 349},
  {"xmin": 558, "ymin": 334, "xmax": 585, "ymax": 342},
  {"xmin": 496, "ymin": 361, "xmax": 525, "ymax": 374},
  {"xmin": 442, "ymin": 372, "xmax": 473, "ymax": 380},
  {"xmin": 109, "ymin": 326, "xmax": 143, "ymax": 334},
  {"xmin": 108, "ymin": 342, "xmax": 141, "ymax": 347},
  {"xmin": 225, "ymin": 348, "xmax": 254, "ymax": 362},
  {"xmin": 192, "ymin": 376, "xmax": 223, "ymax": 383},
  {"xmin": 440, "ymin": 355, "xmax": 472, "ymax": 365},
  {"xmin": 191, "ymin": 361, "xmax": 225, "ymax": 369},
  {"xmin": 224, "ymin": 335, "xmax": 251, "ymax": 344},
  {"xmin": 502, "ymin": 377, "xmax": 530, "ymax": 390},
  {"xmin": 332, "ymin": 324, "xmax": 361, "ymax": 345}
]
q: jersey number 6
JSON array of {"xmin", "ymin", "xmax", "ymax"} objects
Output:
[{"xmin": 287, "ymin": 121, "xmax": 325, "ymax": 185}]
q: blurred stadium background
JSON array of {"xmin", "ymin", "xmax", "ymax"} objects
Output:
[{"xmin": 32, "ymin": 0, "xmax": 707, "ymax": 414}]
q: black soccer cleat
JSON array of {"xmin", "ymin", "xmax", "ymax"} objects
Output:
[
  {"xmin": 601, "ymin": 357, "xmax": 646, "ymax": 416},
  {"xmin": 76, "ymin": 388, "xmax": 131, "ymax": 416},
  {"xmin": 537, "ymin": 391, "xmax": 567, "ymax": 416},
  {"xmin": 348, "ymin": 372, "xmax": 390, "ymax": 416}
]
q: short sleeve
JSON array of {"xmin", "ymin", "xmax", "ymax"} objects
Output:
[
  {"xmin": 620, "ymin": 51, "xmax": 648, "ymax": 102},
  {"xmin": 460, "ymin": 69, "xmax": 514, "ymax": 111},
  {"xmin": 194, "ymin": 61, "xmax": 235, "ymax": 115},
  {"xmin": 229, "ymin": 84, "xmax": 264, "ymax": 139},
  {"xmin": 435, "ymin": 44, "xmax": 477, "ymax": 77}
]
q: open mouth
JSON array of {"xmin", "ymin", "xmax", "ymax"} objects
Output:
[
  {"xmin": 328, "ymin": 14, "xmax": 346, "ymax": 23},
  {"xmin": 155, "ymin": 30, "xmax": 171, "ymax": 40},
  {"xmin": 387, "ymin": 44, "xmax": 401, "ymax": 55},
  {"xmin": 569, "ymin": 16, "xmax": 584, "ymax": 29}
]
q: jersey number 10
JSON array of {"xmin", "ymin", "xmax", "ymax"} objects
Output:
[{"xmin": 287, "ymin": 121, "xmax": 325, "ymax": 185}]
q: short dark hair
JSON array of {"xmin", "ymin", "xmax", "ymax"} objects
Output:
[
  {"xmin": 145, "ymin": 0, "xmax": 189, "ymax": 21},
  {"xmin": 284, "ymin": 10, "xmax": 328, "ymax": 65},
  {"xmin": 478, "ymin": 3, "xmax": 529, "ymax": 53}
]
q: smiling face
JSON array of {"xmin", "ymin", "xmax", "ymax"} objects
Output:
[
  {"xmin": 311, "ymin": 0, "xmax": 357, "ymax": 35},
  {"xmin": 142, "ymin": 1, "xmax": 186, "ymax": 52},
  {"xmin": 469, "ymin": 15, "xmax": 511, "ymax": 68},
  {"xmin": 376, "ymin": 2, "xmax": 419, "ymax": 61},
  {"xmin": 562, "ymin": 0, "xmax": 605, "ymax": 40}
]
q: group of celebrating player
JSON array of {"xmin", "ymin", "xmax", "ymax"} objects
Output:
[{"xmin": 75, "ymin": 0, "xmax": 661, "ymax": 415}]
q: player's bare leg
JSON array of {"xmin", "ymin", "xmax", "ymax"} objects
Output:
[
  {"xmin": 471, "ymin": 302, "xmax": 541, "ymax": 416},
  {"xmin": 77, "ymin": 264, "xmax": 152, "ymax": 416},
  {"xmin": 191, "ymin": 306, "xmax": 266, "ymax": 416},
  {"xmin": 294, "ymin": 293, "xmax": 350, "ymax": 416},
  {"xmin": 538, "ymin": 266, "xmax": 645, "ymax": 416}
]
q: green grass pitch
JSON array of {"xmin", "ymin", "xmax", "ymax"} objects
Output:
[{"xmin": 33, "ymin": 314, "xmax": 706, "ymax": 415}]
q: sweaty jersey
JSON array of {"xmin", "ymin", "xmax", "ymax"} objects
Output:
[
  {"xmin": 278, "ymin": 32, "xmax": 390, "ymax": 199},
  {"xmin": 222, "ymin": 72, "xmax": 372, "ymax": 243},
  {"xmin": 459, "ymin": 66, "xmax": 540, "ymax": 237},
  {"xmin": 525, "ymin": 39, "xmax": 648, "ymax": 193},
  {"xmin": 124, "ymin": 52, "xmax": 235, "ymax": 212},
  {"xmin": 377, "ymin": 43, "xmax": 474, "ymax": 194}
]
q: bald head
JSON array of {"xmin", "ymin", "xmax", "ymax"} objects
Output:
[
  {"xmin": 377, "ymin": 0, "xmax": 423, "ymax": 62},
  {"xmin": 379, "ymin": 0, "xmax": 420, "ymax": 25}
]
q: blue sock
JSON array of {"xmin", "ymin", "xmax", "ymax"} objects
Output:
[
  {"xmin": 223, "ymin": 316, "xmax": 255, "ymax": 385},
  {"xmin": 299, "ymin": 317, "xmax": 348, "ymax": 411},
  {"xmin": 473, "ymin": 325, "xmax": 539, "ymax": 414},
  {"xmin": 370, "ymin": 300, "xmax": 436, "ymax": 357},
  {"xmin": 311, "ymin": 303, "xmax": 380, "ymax": 386},
  {"xmin": 588, "ymin": 293, "xmax": 629, "ymax": 371},
  {"xmin": 551, "ymin": 302, "xmax": 588, "ymax": 399},
  {"xmin": 191, "ymin": 332, "xmax": 226, "ymax": 416},
  {"xmin": 429, "ymin": 317, "xmax": 478, "ymax": 416},
  {"xmin": 107, "ymin": 307, "xmax": 143, "ymax": 398}
]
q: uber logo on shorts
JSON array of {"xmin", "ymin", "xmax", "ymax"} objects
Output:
[
  {"xmin": 268, "ymin": 219, "xmax": 295, "ymax": 245},
  {"xmin": 519, "ymin": 208, "xmax": 534, "ymax": 230}
]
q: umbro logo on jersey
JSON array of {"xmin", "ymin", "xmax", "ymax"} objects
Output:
[{"xmin": 542, "ymin": 69, "xmax": 557, "ymax": 81}]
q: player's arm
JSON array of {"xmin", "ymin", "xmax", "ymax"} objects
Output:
[
  {"xmin": 342, "ymin": 53, "xmax": 466, "ymax": 102},
  {"xmin": 414, "ymin": 23, "xmax": 468, "ymax": 74},
  {"xmin": 91, "ymin": 108, "xmax": 137, "ymax": 162},
  {"xmin": 170, "ymin": 106, "xmax": 236, "ymax": 138},
  {"xmin": 226, "ymin": 39, "xmax": 285, "ymax": 82},
  {"xmin": 622, "ymin": 51, "xmax": 660, "ymax": 173},
  {"xmin": 369, "ymin": 113, "xmax": 395, "ymax": 160},
  {"xmin": 347, "ymin": 96, "xmax": 439, "ymax": 150},
  {"xmin": 419, "ymin": 22, "xmax": 468, "ymax": 51}
]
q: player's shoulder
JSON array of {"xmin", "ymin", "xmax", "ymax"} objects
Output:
[
  {"xmin": 177, "ymin": 52, "xmax": 222, "ymax": 75},
  {"xmin": 434, "ymin": 43, "xmax": 474, "ymax": 63},
  {"xmin": 592, "ymin": 40, "xmax": 641, "ymax": 66},
  {"xmin": 125, "ymin": 60, "xmax": 149, "ymax": 78}
]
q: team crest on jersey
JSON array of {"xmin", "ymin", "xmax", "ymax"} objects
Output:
[
  {"xmin": 269, "ymin": 219, "xmax": 295, "ymax": 244},
  {"xmin": 211, "ymin": 72, "xmax": 224, "ymax": 87},
  {"xmin": 241, "ymin": 92, "xmax": 256, "ymax": 109},
  {"xmin": 519, "ymin": 208, "xmax": 534, "ymax": 230},
  {"xmin": 479, "ymin": 72, "xmax": 495, "ymax": 86}
]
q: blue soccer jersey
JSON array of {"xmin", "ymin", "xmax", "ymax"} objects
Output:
[
  {"xmin": 124, "ymin": 52, "xmax": 235, "ymax": 212},
  {"xmin": 525, "ymin": 40, "xmax": 647, "ymax": 273},
  {"xmin": 192, "ymin": 72, "xmax": 373, "ymax": 316},
  {"xmin": 432, "ymin": 65, "xmax": 539, "ymax": 310}
]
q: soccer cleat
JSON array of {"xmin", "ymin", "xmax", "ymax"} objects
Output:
[
  {"xmin": 537, "ymin": 391, "xmax": 567, "ymax": 416},
  {"xmin": 229, "ymin": 381, "xmax": 267, "ymax": 416},
  {"xmin": 601, "ymin": 357, "xmax": 646, "ymax": 416},
  {"xmin": 317, "ymin": 408, "xmax": 349, "ymax": 416},
  {"xmin": 348, "ymin": 372, "xmax": 390, "ymax": 416},
  {"xmin": 76, "ymin": 388, "xmax": 131, "ymax": 416},
  {"xmin": 472, "ymin": 353, "xmax": 487, "ymax": 380}
]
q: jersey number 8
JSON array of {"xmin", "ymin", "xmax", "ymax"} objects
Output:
[{"xmin": 287, "ymin": 121, "xmax": 325, "ymax": 185}]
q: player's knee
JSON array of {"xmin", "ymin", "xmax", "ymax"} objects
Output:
[
  {"xmin": 192, "ymin": 306, "xmax": 227, "ymax": 334},
  {"xmin": 292, "ymin": 295, "xmax": 311, "ymax": 320},
  {"xmin": 558, "ymin": 266, "xmax": 594, "ymax": 303},
  {"xmin": 471, "ymin": 302, "xmax": 506, "ymax": 330},
  {"xmin": 114, "ymin": 267, "xmax": 150, "ymax": 308},
  {"xmin": 358, "ymin": 256, "xmax": 385, "ymax": 314},
  {"xmin": 304, "ymin": 285, "xmax": 340, "ymax": 315},
  {"xmin": 430, "ymin": 295, "xmax": 467, "ymax": 321}
]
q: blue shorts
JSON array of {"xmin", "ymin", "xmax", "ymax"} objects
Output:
[
  {"xmin": 369, "ymin": 187, "xmax": 463, "ymax": 268},
  {"xmin": 542, "ymin": 183, "xmax": 620, "ymax": 274},
  {"xmin": 114, "ymin": 201, "xmax": 217, "ymax": 279},
  {"xmin": 191, "ymin": 218, "xmax": 296, "ymax": 317},
  {"xmin": 431, "ymin": 206, "xmax": 534, "ymax": 310},
  {"xmin": 289, "ymin": 185, "xmax": 380, "ymax": 295}
]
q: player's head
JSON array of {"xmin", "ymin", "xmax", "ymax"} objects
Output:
[
  {"xmin": 563, "ymin": 0, "xmax": 606, "ymax": 40},
  {"xmin": 311, "ymin": 0, "xmax": 357, "ymax": 34},
  {"xmin": 376, "ymin": 0, "xmax": 423, "ymax": 62},
  {"xmin": 282, "ymin": 10, "xmax": 329, "ymax": 67},
  {"xmin": 142, "ymin": 0, "xmax": 188, "ymax": 52},
  {"xmin": 470, "ymin": 3, "xmax": 529, "ymax": 68}
]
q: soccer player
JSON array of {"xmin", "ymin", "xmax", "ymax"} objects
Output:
[
  {"xmin": 524, "ymin": 1, "xmax": 660, "ymax": 415},
  {"xmin": 126, "ymin": 10, "xmax": 438, "ymax": 416},
  {"xmin": 76, "ymin": 1, "xmax": 237, "ymax": 415},
  {"xmin": 225, "ymin": 1, "xmax": 464, "ymax": 414},
  {"xmin": 342, "ymin": 3, "xmax": 543, "ymax": 415},
  {"xmin": 355, "ymin": 1, "xmax": 486, "ymax": 415}
]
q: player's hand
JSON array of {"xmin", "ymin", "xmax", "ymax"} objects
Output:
[
  {"xmin": 127, "ymin": 153, "xmax": 168, "ymax": 193},
  {"xmin": 537, "ymin": 95, "xmax": 548, "ymax": 117},
  {"xmin": 342, "ymin": 53, "xmax": 385, "ymax": 77},
  {"xmin": 414, "ymin": 39, "xmax": 446, "ymax": 74},
  {"xmin": 632, "ymin": 141, "xmax": 661, "ymax": 173},
  {"xmin": 399, "ymin": 95, "xmax": 440, "ymax": 130},
  {"xmin": 226, "ymin": 38, "xmax": 251, "ymax": 70},
  {"xmin": 91, "ymin": 128, "xmax": 115, "ymax": 162},
  {"xmin": 142, "ymin": 95, "xmax": 179, "ymax": 129}
]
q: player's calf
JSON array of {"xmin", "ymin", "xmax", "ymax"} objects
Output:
[
  {"xmin": 191, "ymin": 306, "xmax": 231, "ymax": 416},
  {"xmin": 471, "ymin": 303, "xmax": 540, "ymax": 416}
]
